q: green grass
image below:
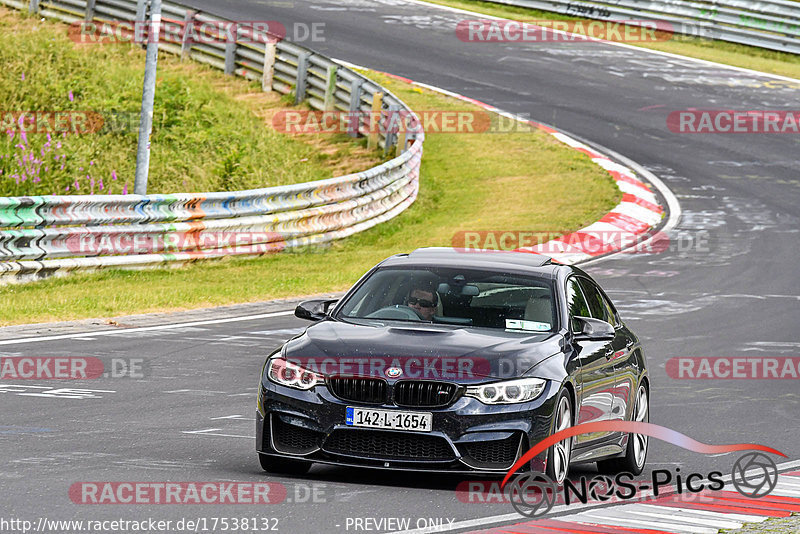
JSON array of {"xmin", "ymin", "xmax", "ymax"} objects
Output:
[
  {"xmin": 427, "ymin": 0, "xmax": 800, "ymax": 81},
  {"xmin": 0, "ymin": 7, "xmax": 382, "ymax": 196},
  {"xmin": 0, "ymin": 68, "xmax": 620, "ymax": 325},
  {"xmin": 720, "ymin": 514, "xmax": 800, "ymax": 533}
]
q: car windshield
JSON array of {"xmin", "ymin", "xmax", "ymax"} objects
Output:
[{"xmin": 337, "ymin": 267, "xmax": 556, "ymax": 332}]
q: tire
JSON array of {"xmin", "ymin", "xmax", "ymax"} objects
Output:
[
  {"xmin": 545, "ymin": 389, "xmax": 573, "ymax": 485},
  {"xmin": 258, "ymin": 454, "xmax": 312, "ymax": 475},
  {"xmin": 597, "ymin": 382, "xmax": 649, "ymax": 475}
]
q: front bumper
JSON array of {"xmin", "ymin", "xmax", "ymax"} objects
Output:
[{"xmin": 256, "ymin": 379, "xmax": 559, "ymax": 474}]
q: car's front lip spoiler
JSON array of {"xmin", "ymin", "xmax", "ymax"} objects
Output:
[{"xmin": 255, "ymin": 451, "xmax": 519, "ymax": 477}]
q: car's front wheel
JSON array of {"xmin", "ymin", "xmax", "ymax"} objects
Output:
[
  {"xmin": 258, "ymin": 454, "xmax": 312, "ymax": 475},
  {"xmin": 545, "ymin": 390, "xmax": 573, "ymax": 485},
  {"xmin": 597, "ymin": 382, "xmax": 649, "ymax": 475}
]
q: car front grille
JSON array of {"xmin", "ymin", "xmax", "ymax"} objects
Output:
[
  {"xmin": 460, "ymin": 434, "xmax": 521, "ymax": 469},
  {"xmin": 393, "ymin": 380, "xmax": 460, "ymax": 407},
  {"xmin": 270, "ymin": 415, "xmax": 323, "ymax": 455},
  {"xmin": 326, "ymin": 377, "xmax": 388, "ymax": 404},
  {"xmin": 323, "ymin": 429, "xmax": 455, "ymax": 462}
]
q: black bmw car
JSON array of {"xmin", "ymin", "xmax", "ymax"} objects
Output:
[{"xmin": 256, "ymin": 248, "xmax": 649, "ymax": 483}]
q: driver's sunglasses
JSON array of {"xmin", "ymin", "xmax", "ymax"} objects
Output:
[{"xmin": 408, "ymin": 297, "xmax": 436, "ymax": 308}]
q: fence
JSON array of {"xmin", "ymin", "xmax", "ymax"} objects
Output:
[
  {"xmin": 0, "ymin": 0, "xmax": 424, "ymax": 282},
  {"xmin": 480, "ymin": 0, "xmax": 800, "ymax": 54}
]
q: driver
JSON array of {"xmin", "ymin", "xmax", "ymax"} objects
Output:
[{"xmin": 407, "ymin": 285, "xmax": 438, "ymax": 321}]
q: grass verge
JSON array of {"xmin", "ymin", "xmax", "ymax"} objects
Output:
[
  {"xmin": 425, "ymin": 0, "xmax": 800, "ymax": 81},
  {"xmin": 0, "ymin": 69, "xmax": 620, "ymax": 325},
  {"xmin": 0, "ymin": 7, "xmax": 382, "ymax": 196},
  {"xmin": 720, "ymin": 514, "xmax": 799, "ymax": 533}
]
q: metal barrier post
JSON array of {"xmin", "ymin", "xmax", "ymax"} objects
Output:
[
  {"xmin": 224, "ymin": 32, "xmax": 237, "ymax": 75},
  {"xmin": 28, "ymin": 0, "xmax": 39, "ymax": 14},
  {"xmin": 324, "ymin": 65, "xmax": 337, "ymax": 111},
  {"xmin": 384, "ymin": 104, "xmax": 400, "ymax": 156},
  {"xmin": 262, "ymin": 42, "xmax": 276, "ymax": 92},
  {"xmin": 295, "ymin": 52, "xmax": 310, "ymax": 105},
  {"xmin": 347, "ymin": 79, "xmax": 363, "ymax": 137},
  {"xmin": 181, "ymin": 10, "xmax": 195, "ymax": 60},
  {"xmin": 368, "ymin": 92, "xmax": 384, "ymax": 150},
  {"xmin": 135, "ymin": 0, "xmax": 147, "ymax": 48},
  {"xmin": 85, "ymin": 0, "xmax": 97, "ymax": 20}
]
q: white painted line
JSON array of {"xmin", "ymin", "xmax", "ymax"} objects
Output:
[
  {"xmin": 623, "ymin": 505, "xmax": 743, "ymax": 529},
  {"xmin": 771, "ymin": 485, "xmax": 800, "ymax": 497},
  {"xmin": 182, "ymin": 429, "xmax": 253, "ymax": 439},
  {"xmin": 617, "ymin": 181, "xmax": 659, "ymax": 203},
  {"xmin": 612, "ymin": 202, "xmax": 663, "ymax": 223},
  {"xmin": 579, "ymin": 221, "xmax": 627, "ymax": 235},
  {"xmin": 571, "ymin": 510, "xmax": 716, "ymax": 533},
  {"xmin": 551, "ymin": 132, "xmax": 595, "ymax": 152},
  {"xmin": 591, "ymin": 158, "xmax": 638, "ymax": 179},
  {"xmin": 776, "ymin": 476, "xmax": 800, "ymax": 488},
  {"xmin": 634, "ymin": 503, "xmax": 766, "ymax": 524},
  {"xmin": 0, "ymin": 310, "xmax": 295, "ymax": 346},
  {"xmin": 406, "ymin": 0, "xmax": 800, "ymax": 84}
]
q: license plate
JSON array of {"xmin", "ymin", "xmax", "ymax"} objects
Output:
[{"xmin": 346, "ymin": 407, "xmax": 432, "ymax": 432}]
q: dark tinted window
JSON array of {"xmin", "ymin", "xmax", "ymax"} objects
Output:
[
  {"xmin": 578, "ymin": 278, "xmax": 617, "ymax": 326},
  {"xmin": 338, "ymin": 267, "xmax": 556, "ymax": 332},
  {"xmin": 566, "ymin": 278, "xmax": 590, "ymax": 332},
  {"xmin": 600, "ymin": 293, "xmax": 619, "ymax": 327}
]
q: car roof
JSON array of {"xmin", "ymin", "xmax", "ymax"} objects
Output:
[{"xmin": 379, "ymin": 248, "xmax": 563, "ymax": 278}]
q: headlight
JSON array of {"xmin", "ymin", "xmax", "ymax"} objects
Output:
[
  {"xmin": 465, "ymin": 378, "xmax": 547, "ymax": 404},
  {"xmin": 264, "ymin": 357, "xmax": 323, "ymax": 391}
]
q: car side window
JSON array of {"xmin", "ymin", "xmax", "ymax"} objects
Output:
[
  {"xmin": 599, "ymin": 292, "xmax": 619, "ymax": 327},
  {"xmin": 566, "ymin": 278, "xmax": 590, "ymax": 333},
  {"xmin": 578, "ymin": 278, "xmax": 617, "ymax": 327}
]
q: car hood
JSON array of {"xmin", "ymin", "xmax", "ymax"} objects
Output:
[{"xmin": 282, "ymin": 319, "xmax": 564, "ymax": 381}]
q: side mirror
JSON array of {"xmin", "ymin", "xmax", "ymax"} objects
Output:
[
  {"xmin": 572, "ymin": 316, "xmax": 615, "ymax": 341},
  {"xmin": 295, "ymin": 299, "xmax": 338, "ymax": 321}
]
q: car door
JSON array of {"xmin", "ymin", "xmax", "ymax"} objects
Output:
[
  {"xmin": 566, "ymin": 277, "xmax": 616, "ymax": 446},
  {"xmin": 577, "ymin": 278, "xmax": 632, "ymax": 426}
]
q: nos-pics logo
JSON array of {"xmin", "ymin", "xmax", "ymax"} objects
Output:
[{"xmin": 502, "ymin": 421, "xmax": 783, "ymax": 517}]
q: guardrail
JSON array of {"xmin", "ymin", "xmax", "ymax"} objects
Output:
[
  {"xmin": 0, "ymin": 0, "xmax": 424, "ymax": 282},
  {"xmin": 478, "ymin": 0, "xmax": 800, "ymax": 54}
]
